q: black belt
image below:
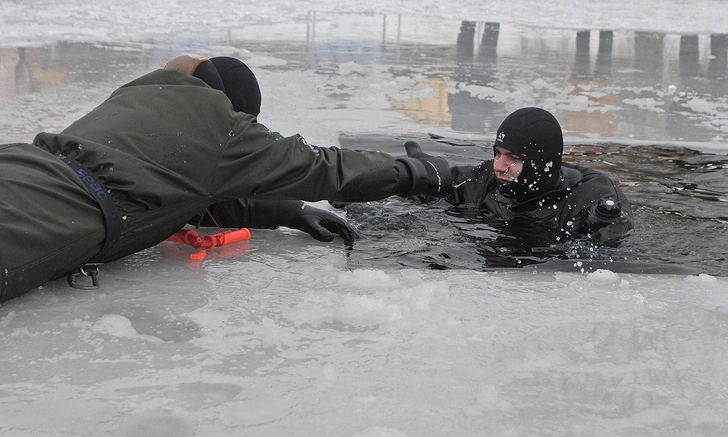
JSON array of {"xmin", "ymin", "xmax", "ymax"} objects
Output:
[{"xmin": 59, "ymin": 155, "xmax": 122, "ymax": 263}]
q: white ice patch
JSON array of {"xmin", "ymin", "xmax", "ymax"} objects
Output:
[
  {"xmin": 623, "ymin": 97, "xmax": 666, "ymax": 112},
  {"xmin": 453, "ymin": 82, "xmax": 510, "ymax": 103},
  {"xmin": 586, "ymin": 269, "xmax": 621, "ymax": 283},
  {"xmin": 91, "ymin": 314, "xmax": 163, "ymax": 343},
  {"xmin": 530, "ymin": 78, "xmax": 549, "ymax": 89},
  {"xmin": 338, "ymin": 269, "xmax": 401, "ymax": 289},
  {"xmin": 283, "ymin": 272, "xmax": 448, "ymax": 328},
  {"xmin": 683, "ymin": 273, "xmax": 719, "ymax": 287},
  {"xmin": 0, "ymin": 310, "xmax": 16, "ymax": 328}
]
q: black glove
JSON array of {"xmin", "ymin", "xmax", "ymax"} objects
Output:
[
  {"xmin": 267, "ymin": 200, "xmax": 359, "ymax": 244},
  {"xmin": 395, "ymin": 141, "xmax": 453, "ymax": 197},
  {"xmin": 194, "ymin": 199, "xmax": 359, "ymax": 244}
]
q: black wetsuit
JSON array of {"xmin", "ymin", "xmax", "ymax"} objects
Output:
[{"xmin": 448, "ymin": 160, "xmax": 633, "ymax": 243}]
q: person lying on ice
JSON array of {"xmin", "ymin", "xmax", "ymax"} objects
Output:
[
  {"xmin": 0, "ymin": 55, "xmax": 452, "ymax": 302},
  {"xmin": 396, "ymin": 106, "xmax": 634, "ymax": 244}
]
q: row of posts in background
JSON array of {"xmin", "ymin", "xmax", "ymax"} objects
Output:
[
  {"xmin": 4, "ymin": 17, "xmax": 725, "ymax": 93},
  {"xmin": 454, "ymin": 21, "xmax": 727, "ymax": 85},
  {"xmin": 449, "ymin": 21, "xmax": 727, "ymax": 136}
]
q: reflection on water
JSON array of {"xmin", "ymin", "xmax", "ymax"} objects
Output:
[
  {"xmin": 339, "ymin": 135, "xmax": 728, "ymax": 276},
  {"xmin": 0, "ymin": 43, "xmax": 171, "ymax": 141},
  {"xmin": 249, "ymin": 14, "xmax": 728, "ymax": 144},
  {"xmin": 0, "ymin": 43, "xmax": 157, "ymax": 94},
  {"xmin": 2, "ymin": 14, "xmax": 726, "ymax": 145}
]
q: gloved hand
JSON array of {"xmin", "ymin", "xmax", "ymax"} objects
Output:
[
  {"xmin": 395, "ymin": 141, "xmax": 453, "ymax": 197},
  {"xmin": 281, "ymin": 202, "xmax": 360, "ymax": 244},
  {"xmin": 196, "ymin": 199, "xmax": 359, "ymax": 244}
]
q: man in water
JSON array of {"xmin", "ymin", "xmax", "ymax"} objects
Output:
[{"xmin": 404, "ymin": 107, "xmax": 633, "ymax": 243}]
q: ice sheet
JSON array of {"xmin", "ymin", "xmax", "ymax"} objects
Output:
[{"xmin": 2, "ymin": 232, "xmax": 728, "ymax": 436}]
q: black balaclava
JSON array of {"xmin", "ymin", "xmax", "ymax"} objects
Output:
[
  {"xmin": 190, "ymin": 60, "xmax": 226, "ymax": 93},
  {"xmin": 166, "ymin": 55, "xmax": 261, "ymax": 115},
  {"xmin": 493, "ymin": 107, "xmax": 563, "ymax": 201},
  {"xmin": 209, "ymin": 57, "xmax": 262, "ymax": 116}
]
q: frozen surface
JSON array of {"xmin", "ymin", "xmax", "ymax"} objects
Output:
[
  {"xmin": 1, "ymin": 0, "xmax": 728, "ymax": 436},
  {"xmin": 2, "ymin": 0, "xmax": 727, "ymax": 42},
  {"xmin": 3, "ymin": 234, "xmax": 728, "ymax": 436}
]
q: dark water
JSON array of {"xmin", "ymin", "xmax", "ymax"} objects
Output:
[{"xmin": 339, "ymin": 135, "xmax": 728, "ymax": 276}]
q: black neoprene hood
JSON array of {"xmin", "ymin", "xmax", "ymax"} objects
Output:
[
  {"xmin": 209, "ymin": 57, "xmax": 262, "ymax": 116},
  {"xmin": 493, "ymin": 107, "xmax": 564, "ymax": 200}
]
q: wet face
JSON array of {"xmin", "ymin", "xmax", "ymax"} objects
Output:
[{"xmin": 493, "ymin": 146, "xmax": 523, "ymax": 184}]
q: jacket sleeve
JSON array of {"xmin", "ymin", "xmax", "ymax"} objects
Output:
[
  {"xmin": 192, "ymin": 199, "xmax": 303, "ymax": 229},
  {"xmin": 214, "ymin": 118, "xmax": 402, "ymax": 203}
]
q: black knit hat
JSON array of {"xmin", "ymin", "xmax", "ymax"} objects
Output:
[
  {"xmin": 493, "ymin": 107, "xmax": 563, "ymax": 200},
  {"xmin": 209, "ymin": 57, "xmax": 262, "ymax": 116}
]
